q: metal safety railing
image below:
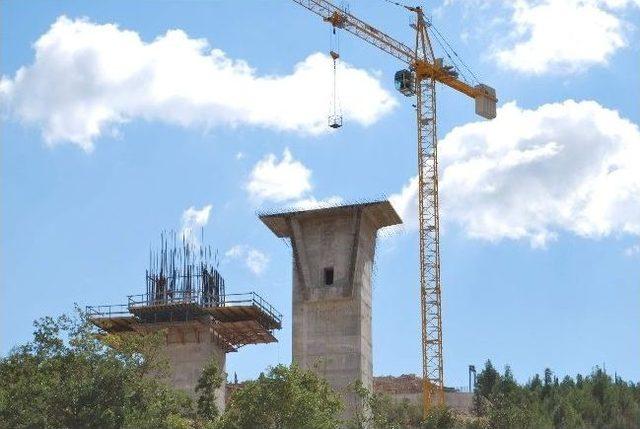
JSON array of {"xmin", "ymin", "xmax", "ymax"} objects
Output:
[
  {"xmin": 226, "ymin": 292, "xmax": 283, "ymax": 324},
  {"xmin": 86, "ymin": 304, "xmax": 130, "ymax": 318},
  {"xmin": 88, "ymin": 291, "xmax": 282, "ymax": 325},
  {"xmin": 128, "ymin": 289, "xmax": 223, "ymax": 308}
]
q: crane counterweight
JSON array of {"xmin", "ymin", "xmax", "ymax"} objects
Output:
[{"xmin": 474, "ymin": 84, "xmax": 497, "ymax": 119}]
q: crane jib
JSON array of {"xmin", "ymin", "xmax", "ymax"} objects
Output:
[{"xmin": 293, "ymin": 0, "xmax": 497, "ymax": 119}]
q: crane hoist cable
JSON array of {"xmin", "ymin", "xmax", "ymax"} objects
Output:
[
  {"xmin": 428, "ymin": 23, "xmax": 480, "ymax": 85},
  {"xmin": 329, "ymin": 25, "xmax": 343, "ymax": 129}
]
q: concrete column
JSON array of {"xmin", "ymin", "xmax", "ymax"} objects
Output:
[
  {"xmin": 291, "ymin": 210, "xmax": 374, "ymax": 420},
  {"xmin": 261, "ymin": 201, "xmax": 401, "ymax": 422},
  {"xmin": 161, "ymin": 325, "xmax": 227, "ymax": 412}
]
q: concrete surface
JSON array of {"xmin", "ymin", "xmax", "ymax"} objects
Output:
[
  {"xmin": 262, "ymin": 201, "xmax": 402, "ymax": 422},
  {"xmin": 158, "ymin": 324, "xmax": 227, "ymax": 412}
]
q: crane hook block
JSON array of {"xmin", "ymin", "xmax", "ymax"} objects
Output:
[
  {"xmin": 328, "ymin": 114, "xmax": 343, "ymax": 129},
  {"xmin": 330, "ymin": 50, "xmax": 340, "ymax": 60}
]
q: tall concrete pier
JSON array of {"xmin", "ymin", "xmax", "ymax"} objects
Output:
[{"xmin": 260, "ymin": 201, "xmax": 402, "ymax": 419}]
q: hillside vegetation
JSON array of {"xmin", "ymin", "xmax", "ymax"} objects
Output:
[{"xmin": 1, "ymin": 311, "xmax": 638, "ymax": 428}]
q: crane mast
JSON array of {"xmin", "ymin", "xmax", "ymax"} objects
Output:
[
  {"xmin": 413, "ymin": 8, "xmax": 445, "ymax": 409},
  {"xmin": 291, "ymin": 0, "xmax": 496, "ymax": 414}
]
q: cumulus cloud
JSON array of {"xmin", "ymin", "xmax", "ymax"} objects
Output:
[
  {"xmin": 0, "ymin": 16, "xmax": 397, "ymax": 151},
  {"xmin": 624, "ymin": 244, "xmax": 640, "ymax": 257},
  {"xmin": 245, "ymin": 148, "xmax": 341, "ymax": 209},
  {"xmin": 246, "ymin": 148, "xmax": 312, "ymax": 203},
  {"xmin": 390, "ymin": 100, "xmax": 640, "ymax": 247},
  {"xmin": 180, "ymin": 204, "xmax": 212, "ymax": 244},
  {"xmin": 286, "ymin": 195, "xmax": 344, "ymax": 211},
  {"xmin": 495, "ymin": 0, "xmax": 638, "ymax": 74},
  {"xmin": 389, "ymin": 176, "xmax": 419, "ymax": 232},
  {"xmin": 224, "ymin": 245, "xmax": 269, "ymax": 275}
]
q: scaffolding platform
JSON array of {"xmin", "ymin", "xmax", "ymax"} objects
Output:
[{"xmin": 87, "ymin": 291, "xmax": 282, "ymax": 352}]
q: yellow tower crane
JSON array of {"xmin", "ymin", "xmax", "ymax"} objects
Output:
[{"xmin": 290, "ymin": 0, "xmax": 497, "ymax": 413}]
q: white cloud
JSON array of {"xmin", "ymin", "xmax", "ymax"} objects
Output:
[
  {"xmin": 286, "ymin": 195, "xmax": 343, "ymax": 211},
  {"xmin": 245, "ymin": 249, "xmax": 269, "ymax": 275},
  {"xmin": 0, "ymin": 16, "xmax": 397, "ymax": 151},
  {"xmin": 246, "ymin": 148, "xmax": 312, "ymax": 203},
  {"xmin": 390, "ymin": 100, "xmax": 640, "ymax": 247},
  {"xmin": 224, "ymin": 245, "xmax": 269, "ymax": 275},
  {"xmin": 389, "ymin": 176, "xmax": 418, "ymax": 231},
  {"xmin": 245, "ymin": 148, "xmax": 342, "ymax": 209},
  {"xmin": 495, "ymin": 0, "xmax": 638, "ymax": 74},
  {"xmin": 624, "ymin": 244, "xmax": 640, "ymax": 257},
  {"xmin": 224, "ymin": 245, "xmax": 244, "ymax": 259},
  {"xmin": 181, "ymin": 204, "xmax": 212, "ymax": 244}
]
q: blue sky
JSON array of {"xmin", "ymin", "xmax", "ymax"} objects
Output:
[{"xmin": 2, "ymin": 0, "xmax": 639, "ymax": 389}]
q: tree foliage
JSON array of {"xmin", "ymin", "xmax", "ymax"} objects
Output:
[
  {"xmin": 0, "ymin": 312, "xmax": 343, "ymax": 428},
  {"xmin": 349, "ymin": 384, "xmax": 456, "ymax": 429},
  {"xmin": 350, "ymin": 361, "xmax": 640, "ymax": 429},
  {"xmin": 346, "ymin": 382, "xmax": 422, "ymax": 429},
  {"xmin": 469, "ymin": 360, "xmax": 640, "ymax": 429},
  {"xmin": 0, "ymin": 310, "xmax": 193, "ymax": 429},
  {"xmin": 3, "ymin": 310, "xmax": 639, "ymax": 429},
  {"xmin": 195, "ymin": 358, "xmax": 223, "ymax": 422},
  {"xmin": 217, "ymin": 364, "xmax": 343, "ymax": 429}
]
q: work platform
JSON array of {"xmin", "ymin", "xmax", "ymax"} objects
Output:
[{"xmin": 87, "ymin": 291, "xmax": 282, "ymax": 353}]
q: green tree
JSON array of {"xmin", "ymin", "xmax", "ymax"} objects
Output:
[
  {"xmin": 345, "ymin": 380, "xmax": 371, "ymax": 429},
  {"xmin": 471, "ymin": 363, "xmax": 640, "ymax": 429},
  {"xmin": 216, "ymin": 364, "xmax": 343, "ymax": 429},
  {"xmin": 195, "ymin": 358, "xmax": 223, "ymax": 422},
  {"xmin": 347, "ymin": 382, "xmax": 454, "ymax": 429},
  {"xmin": 473, "ymin": 360, "xmax": 500, "ymax": 416},
  {"xmin": 421, "ymin": 406, "xmax": 457, "ymax": 429},
  {"xmin": 371, "ymin": 393, "xmax": 422, "ymax": 429},
  {"xmin": 346, "ymin": 382, "xmax": 423, "ymax": 429},
  {"xmin": 0, "ymin": 310, "xmax": 193, "ymax": 429}
]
